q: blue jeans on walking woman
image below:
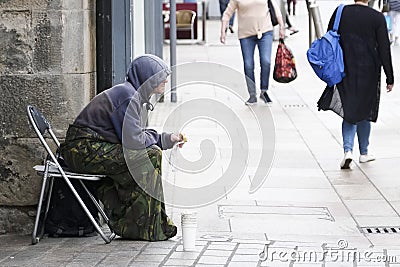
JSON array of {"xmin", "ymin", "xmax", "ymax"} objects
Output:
[
  {"xmin": 239, "ymin": 31, "xmax": 273, "ymax": 98},
  {"xmin": 342, "ymin": 119, "xmax": 371, "ymax": 155}
]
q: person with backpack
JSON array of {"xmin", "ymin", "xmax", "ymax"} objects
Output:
[
  {"xmin": 60, "ymin": 54, "xmax": 185, "ymax": 241},
  {"xmin": 320, "ymin": 0, "xmax": 394, "ymax": 169},
  {"xmin": 220, "ymin": 0, "xmax": 285, "ymax": 105}
]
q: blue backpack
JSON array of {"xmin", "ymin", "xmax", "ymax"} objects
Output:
[{"xmin": 307, "ymin": 4, "xmax": 345, "ymax": 87}]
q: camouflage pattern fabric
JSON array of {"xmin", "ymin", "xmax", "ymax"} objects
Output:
[{"xmin": 60, "ymin": 125, "xmax": 177, "ymax": 241}]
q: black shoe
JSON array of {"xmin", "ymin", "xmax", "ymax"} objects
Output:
[
  {"xmin": 260, "ymin": 91, "xmax": 272, "ymax": 103},
  {"xmin": 245, "ymin": 96, "xmax": 257, "ymax": 105}
]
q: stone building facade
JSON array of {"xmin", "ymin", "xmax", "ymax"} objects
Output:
[{"xmin": 0, "ymin": 0, "xmax": 96, "ymax": 234}]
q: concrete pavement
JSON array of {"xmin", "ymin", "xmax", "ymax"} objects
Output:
[{"xmin": 1, "ymin": 1, "xmax": 400, "ymax": 266}]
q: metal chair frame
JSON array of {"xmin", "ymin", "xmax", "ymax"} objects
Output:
[{"xmin": 27, "ymin": 105, "xmax": 115, "ymax": 244}]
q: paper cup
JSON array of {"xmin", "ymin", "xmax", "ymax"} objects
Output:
[{"xmin": 181, "ymin": 212, "xmax": 197, "ymax": 251}]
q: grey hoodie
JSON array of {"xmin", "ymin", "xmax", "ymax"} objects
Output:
[{"xmin": 73, "ymin": 54, "xmax": 175, "ymax": 150}]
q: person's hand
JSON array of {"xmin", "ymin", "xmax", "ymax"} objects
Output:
[
  {"xmin": 170, "ymin": 133, "xmax": 180, "ymax": 143},
  {"xmin": 220, "ymin": 21, "xmax": 228, "ymax": 44},
  {"xmin": 220, "ymin": 32, "xmax": 226, "ymax": 44},
  {"xmin": 387, "ymin": 84, "xmax": 394, "ymax": 92},
  {"xmin": 170, "ymin": 133, "xmax": 187, "ymax": 148}
]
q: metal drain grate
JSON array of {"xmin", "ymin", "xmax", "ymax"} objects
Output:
[
  {"xmin": 360, "ymin": 226, "xmax": 400, "ymax": 234},
  {"xmin": 282, "ymin": 104, "xmax": 308, "ymax": 108}
]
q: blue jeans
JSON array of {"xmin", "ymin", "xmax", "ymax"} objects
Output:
[
  {"xmin": 239, "ymin": 31, "xmax": 273, "ymax": 98},
  {"xmin": 342, "ymin": 120, "xmax": 371, "ymax": 155}
]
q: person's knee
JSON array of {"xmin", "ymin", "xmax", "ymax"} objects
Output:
[
  {"xmin": 243, "ymin": 60, "xmax": 254, "ymax": 72},
  {"xmin": 260, "ymin": 59, "xmax": 271, "ymax": 69},
  {"xmin": 244, "ymin": 66, "xmax": 254, "ymax": 75},
  {"xmin": 147, "ymin": 145, "xmax": 162, "ymax": 161},
  {"xmin": 148, "ymin": 144, "xmax": 162, "ymax": 152}
]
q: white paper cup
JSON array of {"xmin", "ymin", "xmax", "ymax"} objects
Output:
[{"xmin": 181, "ymin": 212, "xmax": 197, "ymax": 251}]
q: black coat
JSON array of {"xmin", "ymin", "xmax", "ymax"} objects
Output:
[{"xmin": 318, "ymin": 4, "xmax": 394, "ymax": 124}]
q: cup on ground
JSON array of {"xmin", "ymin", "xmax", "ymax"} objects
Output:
[{"xmin": 181, "ymin": 212, "xmax": 197, "ymax": 251}]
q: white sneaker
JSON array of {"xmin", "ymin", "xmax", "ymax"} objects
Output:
[
  {"xmin": 359, "ymin": 154, "xmax": 376, "ymax": 163},
  {"xmin": 340, "ymin": 151, "xmax": 353, "ymax": 169}
]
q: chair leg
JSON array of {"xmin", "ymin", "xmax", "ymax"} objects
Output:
[
  {"xmin": 32, "ymin": 178, "xmax": 47, "ymax": 244},
  {"xmin": 41, "ymin": 176, "xmax": 55, "ymax": 235},
  {"xmin": 32, "ymin": 163, "xmax": 52, "ymax": 245}
]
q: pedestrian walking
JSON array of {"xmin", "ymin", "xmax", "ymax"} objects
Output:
[
  {"xmin": 60, "ymin": 54, "xmax": 185, "ymax": 241},
  {"xmin": 286, "ymin": 13, "xmax": 299, "ymax": 35},
  {"xmin": 219, "ymin": 0, "xmax": 235, "ymax": 33},
  {"xmin": 318, "ymin": 0, "xmax": 394, "ymax": 169},
  {"xmin": 389, "ymin": 0, "xmax": 400, "ymax": 45},
  {"xmin": 287, "ymin": 0, "xmax": 297, "ymax": 15},
  {"xmin": 220, "ymin": 0, "xmax": 285, "ymax": 105}
]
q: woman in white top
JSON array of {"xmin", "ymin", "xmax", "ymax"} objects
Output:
[{"xmin": 220, "ymin": 0, "xmax": 285, "ymax": 105}]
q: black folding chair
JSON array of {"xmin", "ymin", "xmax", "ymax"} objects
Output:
[{"xmin": 27, "ymin": 105, "xmax": 115, "ymax": 244}]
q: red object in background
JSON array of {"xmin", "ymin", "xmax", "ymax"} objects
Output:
[{"xmin": 163, "ymin": 3, "xmax": 198, "ymax": 39}]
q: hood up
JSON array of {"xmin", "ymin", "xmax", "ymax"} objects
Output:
[{"xmin": 126, "ymin": 54, "xmax": 171, "ymax": 104}]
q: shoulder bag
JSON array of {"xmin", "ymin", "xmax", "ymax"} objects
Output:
[{"xmin": 268, "ymin": 0, "xmax": 279, "ymax": 26}]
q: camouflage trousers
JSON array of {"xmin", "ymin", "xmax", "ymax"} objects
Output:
[{"xmin": 59, "ymin": 125, "xmax": 177, "ymax": 241}]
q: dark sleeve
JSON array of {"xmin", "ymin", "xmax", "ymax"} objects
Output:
[
  {"xmin": 376, "ymin": 14, "xmax": 394, "ymax": 84},
  {"xmin": 146, "ymin": 129, "xmax": 175, "ymax": 150}
]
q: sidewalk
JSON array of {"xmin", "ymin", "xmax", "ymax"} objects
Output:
[{"xmin": 1, "ymin": 1, "xmax": 400, "ymax": 266}]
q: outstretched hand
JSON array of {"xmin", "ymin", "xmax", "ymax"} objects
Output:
[
  {"xmin": 220, "ymin": 32, "xmax": 226, "ymax": 44},
  {"xmin": 171, "ymin": 133, "xmax": 187, "ymax": 148}
]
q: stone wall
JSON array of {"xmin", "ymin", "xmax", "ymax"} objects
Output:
[{"xmin": 0, "ymin": 0, "xmax": 96, "ymax": 234}]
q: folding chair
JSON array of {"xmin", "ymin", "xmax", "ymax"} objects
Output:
[{"xmin": 27, "ymin": 105, "xmax": 115, "ymax": 244}]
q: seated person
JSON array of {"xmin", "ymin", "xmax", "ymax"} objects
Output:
[{"xmin": 60, "ymin": 54, "xmax": 184, "ymax": 241}]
